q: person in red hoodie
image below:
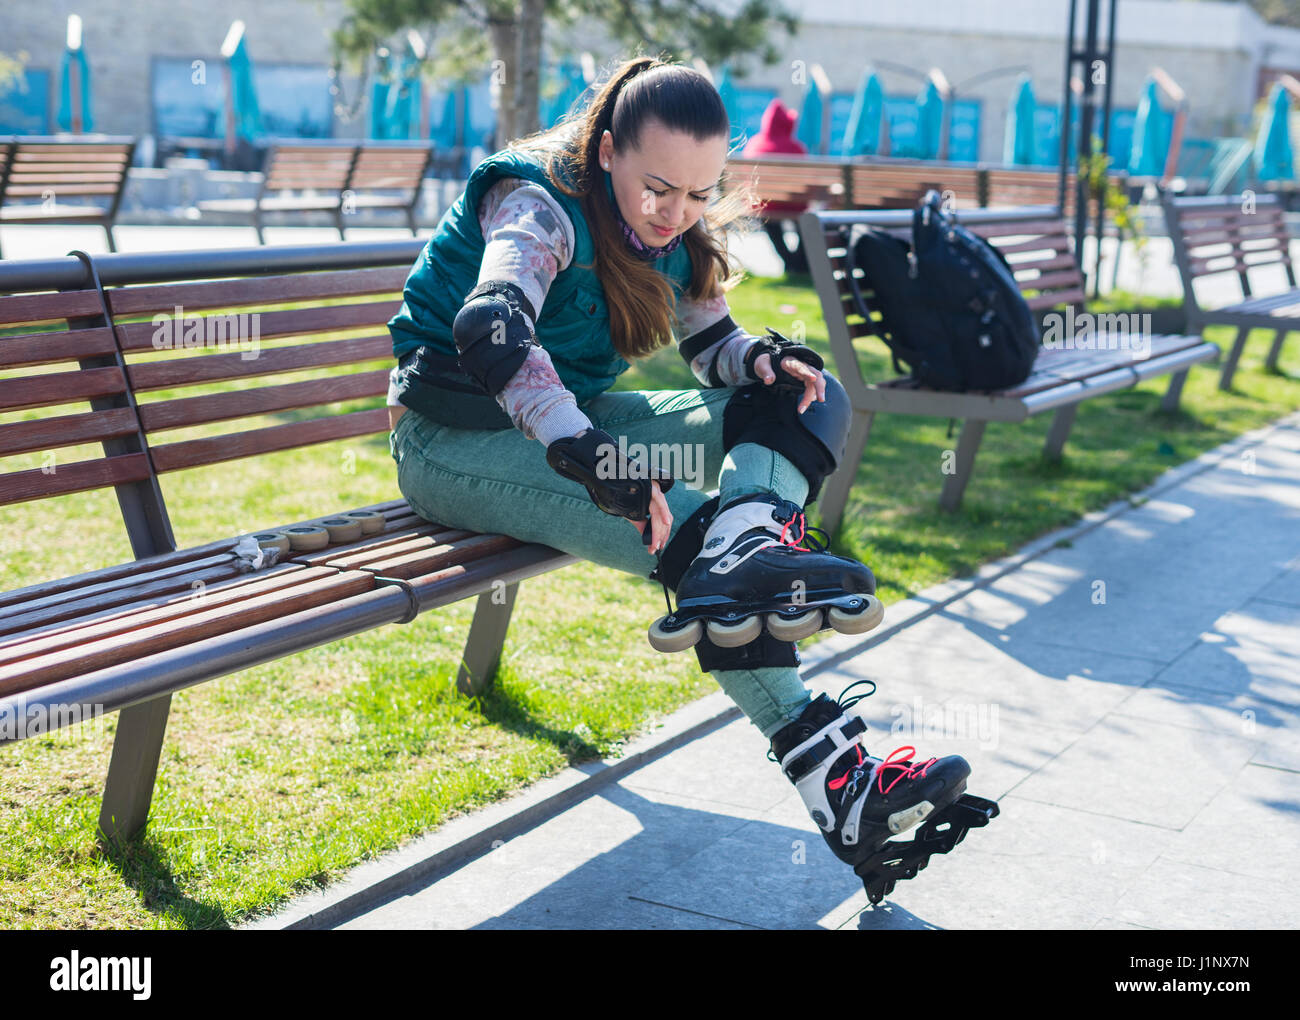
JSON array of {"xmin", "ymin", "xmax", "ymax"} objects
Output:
[{"xmin": 743, "ymin": 98, "xmax": 810, "ymax": 274}]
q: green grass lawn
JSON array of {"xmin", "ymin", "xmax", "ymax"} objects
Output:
[{"xmin": 1, "ymin": 269, "xmax": 1297, "ymax": 929}]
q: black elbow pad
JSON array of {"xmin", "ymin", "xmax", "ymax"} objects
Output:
[{"xmin": 451, "ymin": 281, "xmax": 538, "ymax": 397}]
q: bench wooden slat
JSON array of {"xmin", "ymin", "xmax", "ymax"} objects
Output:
[
  {"xmin": 137, "ymin": 369, "xmax": 391, "ymax": 432},
  {"xmin": 0, "ymin": 556, "xmax": 256, "ymax": 638},
  {"xmin": 0, "ymin": 565, "xmax": 336, "ymax": 668},
  {"xmin": 114, "ymin": 300, "xmax": 400, "ymax": 352},
  {"xmin": 0, "ymin": 571, "xmax": 377, "ymax": 694},
  {"xmin": 363, "ymin": 533, "xmax": 525, "ymax": 580},
  {"xmin": 149, "ymin": 407, "xmax": 390, "ymax": 472},
  {"xmin": 126, "ymin": 335, "xmax": 392, "ymax": 390},
  {"xmin": 0, "ymin": 326, "xmax": 118, "ymax": 368},
  {"xmin": 0, "ymin": 453, "xmax": 151, "ymax": 506},
  {"xmin": 0, "ymin": 406, "xmax": 139, "ymax": 457},
  {"xmin": 0, "ymin": 289, "xmax": 104, "ymax": 327},
  {"xmin": 290, "ymin": 525, "xmax": 472, "ymax": 568},
  {"xmin": 0, "ymin": 365, "xmax": 127, "ymax": 412},
  {"xmin": 105, "ymin": 266, "xmax": 409, "ymax": 316}
]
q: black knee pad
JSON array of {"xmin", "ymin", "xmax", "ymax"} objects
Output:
[
  {"xmin": 694, "ymin": 630, "xmax": 801, "ymax": 671},
  {"xmin": 722, "ymin": 370, "xmax": 852, "ymax": 505},
  {"xmin": 648, "ymin": 494, "xmax": 801, "ymax": 672}
]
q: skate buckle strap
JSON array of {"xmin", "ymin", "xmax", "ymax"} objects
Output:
[{"xmin": 781, "ymin": 716, "xmax": 866, "ymax": 782}]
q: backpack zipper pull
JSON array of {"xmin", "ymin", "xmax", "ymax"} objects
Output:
[{"xmin": 906, "ymin": 251, "xmax": 919, "ymax": 279}]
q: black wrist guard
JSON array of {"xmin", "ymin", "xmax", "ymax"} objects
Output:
[
  {"xmin": 743, "ymin": 327, "xmax": 825, "ymax": 386},
  {"xmin": 546, "ymin": 427, "xmax": 675, "ymax": 524}
]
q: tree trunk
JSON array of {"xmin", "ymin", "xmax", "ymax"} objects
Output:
[
  {"xmin": 487, "ymin": 15, "xmax": 518, "ymax": 147},
  {"xmin": 514, "ymin": 0, "xmax": 544, "ymax": 139}
]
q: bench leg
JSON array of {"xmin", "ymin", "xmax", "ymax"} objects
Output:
[
  {"xmin": 1219, "ymin": 327, "xmax": 1250, "ymax": 390},
  {"xmin": 457, "ymin": 582, "xmax": 520, "ymax": 697},
  {"xmin": 254, "ymin": 211, "xmax": 265, "ymax": 246},
  {"xmin": 1161, "ymin": 368, "xmax": 1190, "ymax": 412},
  {"xmin": 104, "ymin": 223, "xmax": 117, "ymax": 253},
  {"xmin": 1043, "ymin": 404, "xmax": 1078, "ymax": 461},
  {"xmin": 406, "ymin": 206, "xmax": 418, "ymax": 236},
  {"xmin": 1265, "ymin": 329, "xmax": 1289, "ymax": 372},
  {"xmin": 817, "ymin": 408, "xmax": 874, "ymax": 536},
  {"xmin": 939, "ymin": 419, "xmax": 987, "ymax": 513},
  {"xmin": 98, "ymin": 693, "xmax": 172, "ymax": 844}
]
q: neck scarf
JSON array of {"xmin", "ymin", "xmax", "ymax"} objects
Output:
[{"xmin": 603, "ymin": 169, "xmax": 683, "ymax": 261}]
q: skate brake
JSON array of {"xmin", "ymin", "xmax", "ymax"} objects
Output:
[{"xmin": 852, "ymin": 793, "xmax": 999, "ymax": 905}]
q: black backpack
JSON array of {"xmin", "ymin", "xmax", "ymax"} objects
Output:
[{"xmin": 846, "ymin": 190, "xmax": 1040, "ymax": 392}]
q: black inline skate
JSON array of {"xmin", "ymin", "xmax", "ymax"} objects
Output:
[
  {"xmin": 771, "ymin": 682, "xmax": 1000, "ymax": 904},
  {"xmin": 647, "ymin": 492, "xmax": 884, "ymax": 653}
]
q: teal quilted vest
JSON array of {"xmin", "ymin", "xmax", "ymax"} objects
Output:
[{"xmin": 388, "ymin": 144, "xmax": 695, "ymax": 425}]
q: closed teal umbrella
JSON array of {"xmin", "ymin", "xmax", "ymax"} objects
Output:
[
  {"xmin": 382, "ymin": 48, "xmax": 421, "ymax": 139},
  {"xmin": 796, "ymin": 80, "xmax": 823, "ymax": 154},
  {"xmin": 430, "ymin": 86, "xmax": 461, "ymax": 149},
  {"xmin": 842, "ymin": 69, "xmax": 884, "ymax": 156},
  {"xmin": 57, "ymin": 18, "xmax": 93, "ymax": 134},
  {"xmin": 1003, "ymin": 73, "xmax": 1035, "ymax": 165},
  {"xmin": 1128, "ymin": 76, "xmax": 1171, "ymax": 176},
  {"xmin": 370, "ymin": 51, "xmax": 394, "ymax": 138},
  {"xmin": 1254, "ymin": 82, "xmax": 1294, "ymax": 182},
  {"xmin": 917, "ymin": 79, "xmax": 944, "ymax": 160},
  {"xmin": 223, "ymin": 25, "xmax": 264, "ymax": 145}
]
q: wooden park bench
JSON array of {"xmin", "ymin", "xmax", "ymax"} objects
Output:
[
  {"xmin": 0, "ymin": 239, "xmax": 576, "ymax": 844},
  {"xmin": 0, "ymin": 136, "xmax": 136, "ymax": 258},
  {"xmin": 1160, "ymin": 190, "xmax": 1298, "ymax": 389},
  {"xmin": 197, "ymin": 141, "xmax": 432, "ymax": 243},
  {"xmin": 798, "ymin": 204, "xmax": 1220, "ymax": 529}
]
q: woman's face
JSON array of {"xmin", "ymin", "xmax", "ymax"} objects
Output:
[{"xmin": 598, "ymin": 119, "xmax": 728, "ymax": 249}]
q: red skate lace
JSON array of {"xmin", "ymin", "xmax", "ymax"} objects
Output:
[
  {"xmin": 828, "ymin": 744, "xmax": 938, "ymax": 796},
  {"xmin": 773, "ymin": 510, "xmax": 830, "ymax": 553}
]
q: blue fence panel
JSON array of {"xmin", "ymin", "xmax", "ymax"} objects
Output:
[
  {"xmin": 0, "ymin": 68, "xmax": 51, "ymax": 134},
  {"xmin": 152, "ymin": 57, "xmax": 224, "ymax": 137},
  {"xmin": 152, "ymin": 57, "xmax": 330, "ymax": 139},
  {"xmin": 884, "ymin": 95, "xmax": 921, "ymax": 157},
  {"xmin": 731, "ymin": 85, "xmax": 778, "ymax": 150},
  {"xmin": 949, "ymin": 98, "xmax": 981, "ymax": 162},
  {"xmin": 254, "ymin": 64, "xmax": 331, "ymax": 138},
  {"xmin": 1031, "ymin": 103, "xmax": 1135, "ymax": 167}
]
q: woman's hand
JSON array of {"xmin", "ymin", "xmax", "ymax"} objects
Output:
[
  {"xmin": 632, "ymin": 480, "xmax": 672, "ymax": 554},
  {"xmin": 753, "ymin": 352, "xmax": 826, "ymax": 413}
]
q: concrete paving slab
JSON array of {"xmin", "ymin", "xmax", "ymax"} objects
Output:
[
  {"xmin": 1258, "ymin": 565, "xmax": 1300, "ymax": 608},
  {"xmin": 1155, "ymin": 600, "xmax": 1300, "ymax": 709},
  {"xmin": 837, "ymin": 796, "xmax": 1180, "ymax": 930},
  {"xmin": 337, "ymin": 784, "xmax": 757, "ymax": 929},
  {"xmin": 1155, "ymin": 763, "xmax": 1300, "ymax": 885},
  {"xmin": 1009, "ymin": 715, "xmax": 1262, "ymax": 829},
  {"xmin": 617, "ymin": 716, "xmax": 790, "ymax": 812},
  {"xmin": 1112, "ymin": 857, "xmax": 1297, "ymax": 929},
  {"xmin": 1110, "ymin": 681, "xmax": 1298, "ymax": 747}
]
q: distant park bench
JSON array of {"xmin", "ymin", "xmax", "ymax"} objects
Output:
[
  {"xmin": 0, "ymin": 239, "xmax": 575, "ymax": 844},
  {"xmin": 0, "ymin": 136, "xmax": 135, "ymax": 258},
  {"xmin": 197, "ymin": 141, "xmax": 433, "ymax": 242},
  {"xmin": 799, "ymin": 204, "xmax": 1219, "ymax": 527},
  {"xmin": 1161, "ymin": 189, "xmax": 1298, "ymax": 389},
  {"xmin": 727, "ymin": 155, "xmax": 1121, "ymax": 223}
]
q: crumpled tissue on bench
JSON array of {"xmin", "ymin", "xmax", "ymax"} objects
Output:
[{"xmin": 233, "ymin": 534, "xmax": 280, "ymax": 572}]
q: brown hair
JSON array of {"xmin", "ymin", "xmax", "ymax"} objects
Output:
[{"xmin": 504, "ymin": 55, "xmax": 757, "ymax": 359}]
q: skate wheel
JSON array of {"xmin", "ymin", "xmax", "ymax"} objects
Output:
[
  {"xmin": 765, "ymin": 608, "xmax": 823, "ymax": 642},
  {"xmin": 648, "ymin": 616, "xmax": 703, "ymax": 653},
  {"xmin": 705, "ymin": 614, "xmax": 763, "ymax": 647},
  {"xmin": 828, "ymin": 595, "xmax": 884, "ymax": 635}
]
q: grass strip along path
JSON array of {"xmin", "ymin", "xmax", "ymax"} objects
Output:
[{"xmin": 0, "ymin": 272, "xmax": 1295, "ymax": 929}]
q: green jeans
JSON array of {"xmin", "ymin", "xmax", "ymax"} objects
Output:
[{"xmin": 388, "ymin": 385, "xmax": 813, "ymax": 739}]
